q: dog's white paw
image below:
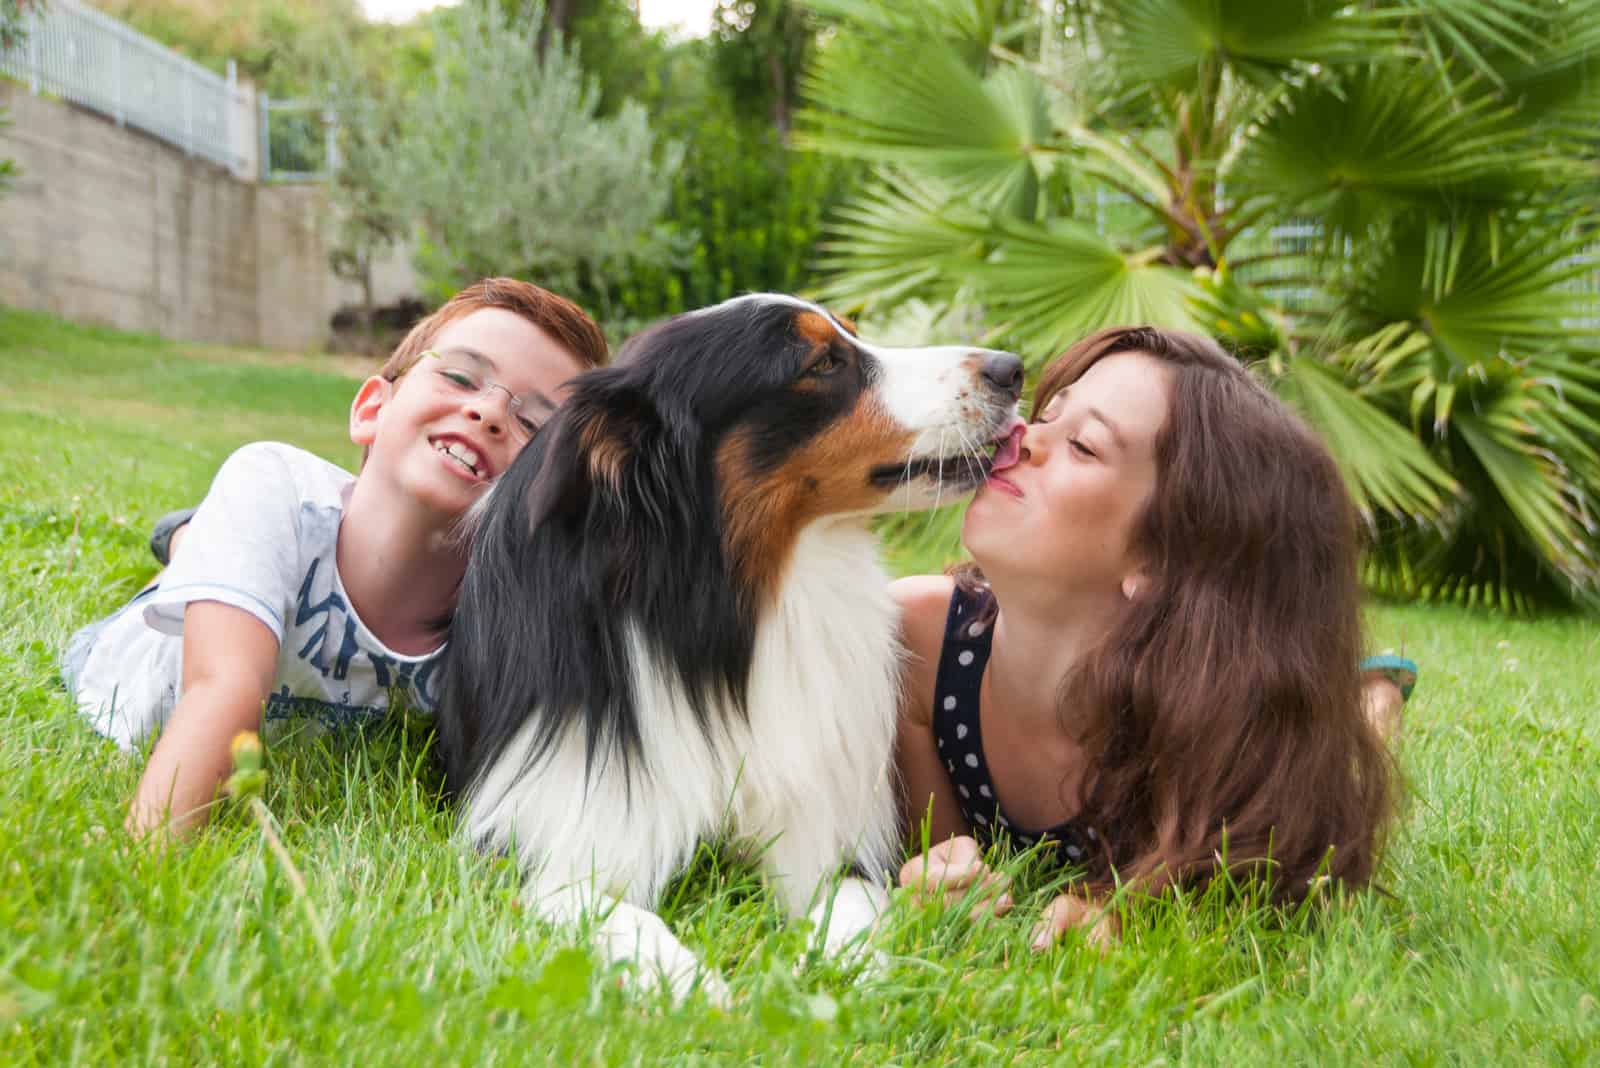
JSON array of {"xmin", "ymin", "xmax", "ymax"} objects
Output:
[
  {"xmin": 600, "ymin": 900, "xmax": 730, "ymax": 1009},
  {"xmin": 803, "ymin": 877, "xmax": 889, "ymax": 976}
]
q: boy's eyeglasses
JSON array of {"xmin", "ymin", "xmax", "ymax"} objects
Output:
[{"xmin": 413, "ymin": 348, "xmax": 548, "ymax": 442}]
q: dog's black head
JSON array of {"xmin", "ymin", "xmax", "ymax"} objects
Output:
[{"xmin": 437, "ymin": 295, "xmax": 1022, "ymax": 796}]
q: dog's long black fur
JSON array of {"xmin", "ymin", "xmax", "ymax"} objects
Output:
[{"xmin": 436, "ymin": 300, "xmax": 867, "ymax": 801}]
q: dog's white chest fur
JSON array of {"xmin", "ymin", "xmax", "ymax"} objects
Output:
[
  {"xmin": 463, "ymin": 519, "xmax": 902, "ymax": 912},
  {"xmin": 727, "ymin": 521, "xmax": 902, "ymax": 907}
]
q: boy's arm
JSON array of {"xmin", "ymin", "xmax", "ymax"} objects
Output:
[{"xmin": 128, "ymin": 600, "xmax": 279, "ymax": 839}]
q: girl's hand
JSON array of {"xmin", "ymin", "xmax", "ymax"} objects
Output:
[
  {"xmin": 1031, "ymin": 892, "xmax": 1118, "ymax": 953},
  {"xmin": 898, "ymin": 836, "xmax": 1013, "ymax": 918}
]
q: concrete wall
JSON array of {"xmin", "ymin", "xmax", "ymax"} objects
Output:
[{"xmin": 0, "ymin": 84, "xmax": 417, "ymax": 350}]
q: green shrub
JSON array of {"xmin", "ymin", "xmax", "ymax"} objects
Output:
[{"xmin": 582, "ymin": 100, "xmax": 858, "ymax": 334}]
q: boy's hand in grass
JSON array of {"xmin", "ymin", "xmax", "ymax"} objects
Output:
[
  {"xmin": 127, "ymin": 601, "xmax": 278, "ymax": 839},
  {"xmin": 897, "ymin": 835, "xmax": 1013, "ymax": 919}
]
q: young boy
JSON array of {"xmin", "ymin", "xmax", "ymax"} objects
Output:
[{"xmin": 61, "ymin": 278, "xmax": 607, "ymax": 838}]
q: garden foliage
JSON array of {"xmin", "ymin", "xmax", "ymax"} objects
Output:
[
  {"xmin": 579, "ymin": 98, "xmax": 856, "ymax": 335},
  {"xmin": 0, "ymin": 0, "xmax": 33, "ymax": 196},
  {"xmin": 367, "ymin": 0, "xmax": 681, "ymax": 306},
  {"xmin": 800, "ymin": 0, "xmax": 1600, "ymax": 611}
]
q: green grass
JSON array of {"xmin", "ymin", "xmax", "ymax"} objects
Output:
[{"xmin": 3, "ymin": 306, "xmax": 1597, "ymax": 1064}]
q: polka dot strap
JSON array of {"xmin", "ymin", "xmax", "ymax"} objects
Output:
[{"xmin": 930, "ymin": 585, "xmax": 1098, "ymax": 865}]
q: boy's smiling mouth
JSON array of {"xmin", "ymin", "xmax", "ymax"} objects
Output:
[{"xmin": 430, "ymin": 435, "xmax": 491, "ymax": 481}]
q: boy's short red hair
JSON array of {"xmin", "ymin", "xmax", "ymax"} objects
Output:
[{"xmin": 380, "ymin": 277, "xmax": 608, "ymax": 381}]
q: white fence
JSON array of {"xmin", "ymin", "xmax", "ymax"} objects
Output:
[
  {"xmin": 0, "ymin": 0, "xmax": 254, "ymax": 177},
  {"xmin": 258, "ymin": 94, "xmax": 337, "ymax": 182}
]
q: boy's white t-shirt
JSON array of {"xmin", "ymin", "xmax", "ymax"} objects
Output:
[{"xmin": 75, "ymin": 442, "xmax": 446, "ymax": 751}]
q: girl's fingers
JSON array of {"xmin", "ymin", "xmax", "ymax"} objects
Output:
[
  {"xmin": 899, "ymin": 837, "xmax": 1014, "ymax": 918},
  {"xmin": 1030, "ymin": 893, "xmax": 1117, "ymax": 952},
  {"xmin": 899, "ymin": 836, "xmax": 985, "ymax": 894},
  {"xmin": 935, "ymin": 869, "xmax": 1013, "ymax": 920},
  {"xmin": 966, "ymin": 873, "xmax": 1013, "ymax": 920},
  {"xmin": 1030, "ymin": 893, "xmax": 1081, "ymax": 949}
]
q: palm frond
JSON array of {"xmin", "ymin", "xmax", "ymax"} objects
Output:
[
  {"xmin": 1090, "ymin": 0, "xmax": 1401, "ymax": 89},
  {"xmin": 1273, "ymin": 350, "xmax": 1460, "ymax": 525},
  {"xmin": 1357, "ymin": 417, "xmax": 1599, "ymax": 612},
  {"xmin": 958, "ymin": 219, "xmax": 1202, "ymax": 361},
  {"xmin": 874, "ymin": 505, "xmax": 971, "ymax": 578},
  {"xmin": 798, "ymin": 34, "xmax": 1052, "ymax": 214},
  {"xmin": 803, "ymin": 0, "xmax": 1600, "ymax": 611},
  {"xmin": 1335, "ymin": 321, "xmax": 1600, "ymax": 606},
  {"xmin": 1228, "ymin": 64, "xmax": 1560, "ymax": 231},
  {"xmin": 1453, "ymin": 398, "xmax": 1599, "ymax": 591},
  {"xmin": 1018, "ymin": 10, "xmax": 1166, "ymax": 132},
  {"xmin": 1342, "ymin": 217, "xmax": 1600, "ymax": 381},
  {"xmin": 1397, "ymin": 0, "xmax": 1548, "ymax": 85},
  {"xmin": 1492, "ymin": 0, "xmax": 1600, "ymax": 135},
  {"xmin": 1360, "ymin": 519, "xmax": 1580, "ymax": 612},
  {"xmin": 1187, "ymin": 262, "xmax": 1287, "ymax": 360},
  {"xmin": 1524, "ymin": 353, "xmax": 1600, "ymax": 487},
  {"xmin": 1397, "ymin": 0, "xmax": 1600, "ymax": 131},
  {"xmin": 802, "ymin": 0, "xmax": 1004, "ymax": 63},
  {"xmin": 811, "ymin": 174, "xmax": 988, "ymax": 314}
]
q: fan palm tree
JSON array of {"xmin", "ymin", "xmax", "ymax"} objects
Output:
[{"xmin": 798, "ymin": 0, "xmax": 1600, "ymax": 611}]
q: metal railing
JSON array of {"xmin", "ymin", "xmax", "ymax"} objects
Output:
[
  {"xmin": 0, "ymin": 0, "xmax": 253, "ymax": 176},
  {"xmin": 259, "ymin": 94, "xmax": 337, "ymax": 183}
]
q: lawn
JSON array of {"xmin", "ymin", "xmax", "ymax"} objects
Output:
[{"xmin": 2, "ymin": 307, "xmax": 1596, "ymax": 1064}]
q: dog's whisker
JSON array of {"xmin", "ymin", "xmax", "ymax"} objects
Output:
[
  {"xmin": 895, "ymin": 429, "xmax": 923, "ymax": 512},
  {"xmin": 953, "ymin": 422, "xmax": 984, "ymax": 487}
]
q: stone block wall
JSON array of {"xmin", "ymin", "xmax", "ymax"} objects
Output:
[{"xmin": 0, "ymin": 83, "xmax": 416, "ymax": 350}]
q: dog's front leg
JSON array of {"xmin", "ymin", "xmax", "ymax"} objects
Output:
[
  {"xmin": 526, "ymin": 881, "xmax": 730, "ymax": 1007},
  {"xmin": 806, "ymin": 875, "xmax": 890, "ymax": 964},
  {"xmin": 760, "ymin": 833, "xmax": 890, "ymax": 970}
]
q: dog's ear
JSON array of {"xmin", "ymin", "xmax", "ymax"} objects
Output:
[
  {"xmin": 574, "ymin": 385, "xmax": 661, "ymax": 495},
  {"xmin": 519, "ymin": 377, "xmax": 666, "ymax": 529}
]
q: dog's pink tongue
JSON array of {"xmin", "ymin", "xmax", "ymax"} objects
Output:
[{"xmin": 990, "ymin": 422, "xmax": 1025, "ymax": 474}]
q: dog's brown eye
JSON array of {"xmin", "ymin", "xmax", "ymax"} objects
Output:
[{"xmin": 807, "ymin": 350, "xmax": 847, "ymax": 377}]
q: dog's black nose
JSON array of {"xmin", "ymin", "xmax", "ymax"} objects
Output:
[{"xmin": 980, "ymin": 351, "xmax": 1024, "ymax": 398}]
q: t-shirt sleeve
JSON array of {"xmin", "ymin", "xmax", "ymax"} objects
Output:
[{"xmin": 143, "ymin": 443, "xmax": 307, "ymax": 642}]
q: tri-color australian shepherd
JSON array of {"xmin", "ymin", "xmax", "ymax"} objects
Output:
[{"xmin": 438, "ymin": 294, "xmax": 1022, "ymax": 1000}]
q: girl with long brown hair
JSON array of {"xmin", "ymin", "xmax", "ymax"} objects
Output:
[{"xmin": 892, "ymin": 325, "xmax": 1408, "ymax": 944}]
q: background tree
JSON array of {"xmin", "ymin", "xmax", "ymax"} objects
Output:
[
  {"xmin": 321, "ymin": 74, "xmax": 407, "ymax": 352},
  {"xmin": 0, "ymin": 0, "xmax": 37, "ymax": 197},
  {"xmin": 72, "ymin": 0, "xmax": 856, "ymax": 343},
  {"xmin": 289, "ymin": 17, "xmax": 436, "ymax": 351},
  {"xmin": 89, "ymin": 0, "xmax": 367, "ymax": 94},
  {"xmin": 800, "ymin": 0, "xmax": 1600, "ymax": 611},
  {"xmin": 710, "ymin": 0, "xmax": 811, "ymax": 139},
  {"xmin": 520, "ymin": 0, "xmax": 677, "ymax": 116},
  {"xmin": 559, "ymin": 3, "xmax": 856, "ymax": 334},
  {"xmin": 585, "ymin": 85, "xmax": 857, "ymax": 335},
  {"xmin": 0, "ymin": 108, "xmax": 13, "ymax": 198},
  {"xmin": 534, "ymin": 0, "xmax": 573, "ymax": 59},
  {"xmin": 366, "ymin": 0, "xmax": 680, "ymax": 308},
  {"xmin": 0, "ymin": 0, "xmax": 28, "ymax": 44},
  {"xmin": 88, "ymin": 0, "xmax": 391, "ymax": 178}
]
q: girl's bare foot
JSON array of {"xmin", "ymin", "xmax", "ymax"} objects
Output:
[
  {"xmin": 1362, "ymin": 676, "xmax": 1406, "ymax": 743},
  {"xmin": 1359, "ymin": 656, "xmax": 1417, "ymax": 743}
]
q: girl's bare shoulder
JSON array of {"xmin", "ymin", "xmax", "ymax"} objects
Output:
[{"xmin": 890, "ymin": 574, "xmax": 956, "ymax": 727}]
